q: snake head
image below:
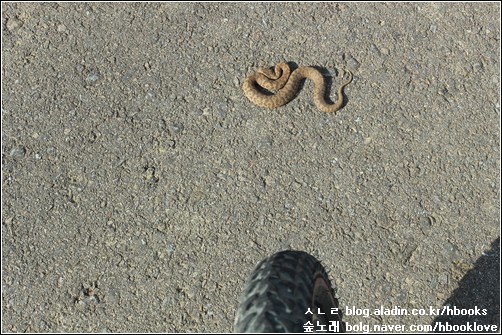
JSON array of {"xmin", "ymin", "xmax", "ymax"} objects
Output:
[{"xmin": 338, "ymin": 67, "xmax": 353, "ymax": 85}]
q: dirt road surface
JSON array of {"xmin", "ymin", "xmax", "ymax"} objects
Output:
[{"xmin": 2, "ymin": 3, "xmax": 499, "ymax": 332}]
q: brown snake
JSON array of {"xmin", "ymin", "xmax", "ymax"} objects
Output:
[{"xmin": 242, "ymin": 62, "xmax": 353, "ymax": 113}]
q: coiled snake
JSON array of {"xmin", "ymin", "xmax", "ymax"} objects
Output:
[{"xmin": 242, "ymin": 62, "xmax": 353, "ymax": 113}]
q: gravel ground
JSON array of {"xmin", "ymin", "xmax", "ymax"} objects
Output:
[{"xmin": 2, "ymin": 3, "xmax": 500, "ymax": 333}]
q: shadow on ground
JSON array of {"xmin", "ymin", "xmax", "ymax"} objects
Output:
[{"xmin": 432, "ymin": 237, "xmax": 500, "ymax": 332}]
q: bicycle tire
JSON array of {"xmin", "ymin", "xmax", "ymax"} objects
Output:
[{"xmin": 234, "ymin": 250, "xmax": 344, "ymax": 333}]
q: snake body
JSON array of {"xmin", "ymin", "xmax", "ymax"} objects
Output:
[{"xmin": 242, "ymin": 62, "xmax": 353, "ymax": 113}]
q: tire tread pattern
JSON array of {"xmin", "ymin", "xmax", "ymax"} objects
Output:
[{"xmin": 234, "ymin": 250, "xmax": 337, "ymax": 333}]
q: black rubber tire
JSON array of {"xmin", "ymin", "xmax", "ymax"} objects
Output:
[{"xmin": 234, "ymin": 250, "xmax": 344, "ymax": 333}]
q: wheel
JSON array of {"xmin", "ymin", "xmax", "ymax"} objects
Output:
[{"xmin": 234, "ymin": 250, "xmax": 345, "ymax": 333}]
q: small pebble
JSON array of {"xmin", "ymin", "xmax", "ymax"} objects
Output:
[
  {"xmin": 6, "ymin": 18, "xmax": 23, "ymax": 32},
  {"xmin": 346, "ymin": 57, "xmax": 361, "ymax": 71},
  {"xmin": 86, "ymin": 72, "xmax": 100, "ymax": 83},
  {"xmin": 10, "ymin": 146, "xmax": 26, "ymax": 159},
  {"xmin": 169, "ymin": 122, "xmax": 184, "ymax": 135},
  {"xmin": 57, "ymin": 24, "xmax": 66, "ymax": 33}
]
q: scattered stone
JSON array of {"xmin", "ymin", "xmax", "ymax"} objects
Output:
[
  {"xmin": 6, "ymin": 17, "xmax": 23, "ymax": 32},
  {"xmin": 57, "ymin": 24, "xmax": 66, "ymax": 33},
  {"xmin": 85, "ymin": 71, "xmax": 101, "ymax": 85},
  {"xmin": 346, "ymin": 57, "xmax": 361, "ymax": 71},
  {"xmin": 169, "ymin": 122, "xmax": 184, "ymax": 136},
  {"xmin": 10, "ymin": 146, "xmax": 26, "ymax": 159}
]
